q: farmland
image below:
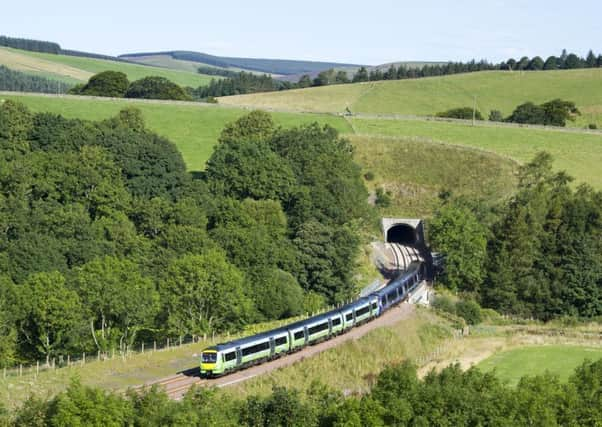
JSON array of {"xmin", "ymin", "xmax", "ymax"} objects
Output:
[
  {"xmin": 219, "ymin": 69, "xmax": 602, "ymax": 127},
  {"xmin": 0, "ymin": 47, "xmax": 214, "ymax": 87},
  {"xmin": 478, "ymin": 345, "xmax": 602, "ymax": 386}
]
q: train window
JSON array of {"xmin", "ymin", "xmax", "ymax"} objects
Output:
[
  {"xmin": 345, "ymin": 313, "xmax": 354, "ymax": 322},
  {"xmin": 332, "ymin": 317, "xmax": 341, "ymax": 326},
  {"xmin": 224, "ymin": 352, "xmax": 236, "ymax": 362},
  {"xmin": 356, "ymin": 306, "xmax": 370, "ymax": 317},
  {"xmin": 201, "ymin": 352, "xmax": 217, "ymax": 363},
  {"xmin": 381, "ymin": 296, "xmax": 386, "ymax": 305},
  {"xmin": 371, "ymin": 303, "xmax": 378, "ymax": 310},
  {"xmin": 387, "ymin": 291, "xmax": 397, "ymax": 301},
  {"xmin": 308, "ymin": 322, "xmax": 329, "ymax": 335},
  {"xmin": 241, "ymin": 341, "xmax": 270, "ymax": 356},
  {"xmin": 294, "ymin": 331, "xmax": 305, "ymax": 340},
  {"xmin": 275, "ymin": 336, "xmax": 287, "ymax": 346}
]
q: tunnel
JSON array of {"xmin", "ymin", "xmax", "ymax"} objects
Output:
[{"xmin": 386, "ymin": 224, "xmax": 418, "ymax": 245}]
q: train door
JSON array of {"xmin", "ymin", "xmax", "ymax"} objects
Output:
[
  {"xmin": 303, "ymin": 326, "xmax": 309, "ymax": 344},
  {"xmin": 328, "ymin": 318, "xmax": 332, "ymax": 335},
  {"xmin": 269, "ymin": 337, "xmax": 275, "ymax": 356},
  {"xmin": 236, "ymin": 347, "xmax": 242, "ymax": 365}
]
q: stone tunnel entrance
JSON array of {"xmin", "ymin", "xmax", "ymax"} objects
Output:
[{"xmin": 386, "ymin": 224, "xmax": 417, "ymax": 245}]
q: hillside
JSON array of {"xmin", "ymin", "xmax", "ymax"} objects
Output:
[
  {"xmin": 219, "ymin": 69, "xmax": 602, "ymax": 127},
  {"xmin": 121, "ymin": 50, "xmax": 363, "ymax": 76},
  {"xmin": 0, "ymin": 47, "xmax": 214, "ymax": 87}
]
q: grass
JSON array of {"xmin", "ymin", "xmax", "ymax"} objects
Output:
[
  {"xmin": 477, "ymin": 345, "xmax": 602, "ymax": 386},
  {"xmin": 350, "ymin": 134, "xmax": 517, "ymax": 218},
  {"xmin": 219, "ymin": 69, "xmax": 602, "ymax": 127},
  {"xmin": 0, "ymin": 93, "xmax": 351, "ymax": 171},
  {"xmin": 0, "ymin": 47, "xmax": 214, "ymax": 87},
  {"xmin": 223, "ymin": 309, "xmax": 453, "ymax": 399},
  {"xmin": 351, "ymin": 118, "xmax": 602, "ymax": 189}
]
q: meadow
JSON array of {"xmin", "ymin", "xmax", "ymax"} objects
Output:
[
  {"xmin": 219, "ymin": 69, "xmax": 602, "ymax": 127},
  {"xmin": 0, "ymin": 47, "xmax": 213, "ymax": 87},
  {"xmin": 0, "ymin": 93, "xmax": 351, "ymax": 171},
  {"xmin": 477, "ymin": 345, "xmax": 602, "ymax": 386},
  {"xmin": 351, "ymin": 118, "xmax": 602, "ymax": 189}
]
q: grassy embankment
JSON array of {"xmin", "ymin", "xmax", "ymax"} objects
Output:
[
  {"xmin": 219, "ymin": 69, "xmax": 602, "ymax": 127},
  {"xmin": 0, "ymin": 47, "xmax": 214, "ymax": 87}
]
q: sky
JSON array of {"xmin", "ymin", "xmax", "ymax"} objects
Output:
[{"xmin": 3, "ymin": 0, "xmax": 600, "ymax": 65}]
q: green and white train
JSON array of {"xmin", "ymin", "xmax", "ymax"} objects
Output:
[{"xmin": 200, "ymin": 262, "xmax": 425, "ymax": 377}]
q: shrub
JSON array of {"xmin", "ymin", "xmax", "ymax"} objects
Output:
[
  {"xmin": 364, "ymin": 171, "xmax": 375, "ymax": 181},
  {"xmin": 506, "ymin": 99, "xmax": 580, "ymax": 127},
  {"xmin": 436, "ymin": 107, "xmax": 483, "ymax": 121},
  {"xmin": 488, "ymin": 110, "xmax": 504, "ymax": 122},
  {"xmin": 126, "ymin": 76, "xmax": 191, "ymax": 101},
  {"xmin": 588, "ymin": 123, "xmax": 598, "ymax": 129},
  {"xmin": 432, "ymin": 293, "xmax": 456, "ymax": 315},
  {"xmin": 455, "ymin": 299, "xmax": 482, "ymax": 325},
  {"xmin": 76, "ymin": 71, "xmax": 129, "ymax": 98},
  {"xmin": 375, "ymin": 187, "xmax": 392, "ymax": 207}
]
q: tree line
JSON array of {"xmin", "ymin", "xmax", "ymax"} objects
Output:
[
  {"xmin": 429, "ymin": 152, "xmax": 602, "ymax": 321},
  {"xmin": 0, "ymin": 66, "xmax": 72, "ymax": 94},
  {"xmin": 0, "ymin": 35, "xmax": 60, "ymax": 54},
  {"xmin": 2, "ymin": 358, "xmax": 602, "ymax": 425},
  {"xmin": 0, "ymin": 104, "xmax": 370, "ymax": 368}
]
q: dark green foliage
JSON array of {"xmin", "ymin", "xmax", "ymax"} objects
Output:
[
  {"xmin": 0, "ymin": 35, "xmax": 60, "ymax": 53},
  {"xmin": 70, "ymin": 71, "xmax": 129, "ymax": 97},
  {"xmin": 375, "ymin": 187, "xmax": 392, "ymax": 207},
  {"xmin": 544, "ymin": 56, "xmax": 559, "ymax": 70},
  {"xmin": 432, "ymin": 294, "xmax": 456, "ymax": 315},
  {"xmin": 588, "ymin": 123, "xmax": 598, "ymax": 129},
  {"xmin": 506, "ymin": 99, "xmax": 580, "ymax": 126},
  {"xmin": 488, "ymin": 109, "xmax": 504, "ymax": 122},
  {"xmin": 436, "ymin": 107, "xmax": 483, "ymax": 120},
  {"xmin": 363, "ymin": 171, "xmax": 375, "ymax": 181},
  {"xmin": 196, "ymin": 66, "xmax": 239, "ymax": 78},
  {"xmin": 191, "ymin": 72, "xmax": 277, "ymax": 99},
  {"xmin": 125, "ymin": 76, "xmax": 191, "ymax": 100},
  {"xmin": 0, "ymin": 66, "xmax": 71, "ymax": 94},
  {"xmin": 455, "ymin": 299, "xmax": 482, "ymax": 325}
]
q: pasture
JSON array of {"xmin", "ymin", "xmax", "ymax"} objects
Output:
[
  {"xmin": 0, "ymin": 93, "xmax": 351, "ymax": 171},
  {"xmin": 0, "ymin": 47, "xmax": 214, "ymax": 87},
  {"xmin": 478, "ymin": 345, "xmax": 602, "ymax": 386},
  {"xmin": 351, "ymin": 118, "xmax": 602, "ymax": 189},
  {"xmin": 219, "ymin": 69, "xmax": 602, "ymax": 127}
]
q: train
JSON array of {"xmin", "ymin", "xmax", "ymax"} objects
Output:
[{"xmin": 200, "ymin": 261, "xmax": 426, "ymax": 377}]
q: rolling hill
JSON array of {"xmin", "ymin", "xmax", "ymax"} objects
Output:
[
  {"xmin": 0, "ymin": 47, "xmax": 214, "ymax": 87},
  {"xmin": 120, "ymin": 50, "xmax": 363, "ymax": 76},
  {"xmin": 219, "ymin": 69, "xmax": 602, "ymax": 127}
]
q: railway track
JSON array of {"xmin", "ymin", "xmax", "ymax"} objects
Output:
[{"xmin": 135, "ymin": 303, "xmax": 416, "ymax": 400}]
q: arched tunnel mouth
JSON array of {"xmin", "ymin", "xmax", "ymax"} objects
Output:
[{"xmin": 386, "ymin": 224, "xmax": 418, "ymax": 245}]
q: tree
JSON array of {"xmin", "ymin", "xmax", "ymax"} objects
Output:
[
  {"xmin": 160, "ymin": 251, "xmax": 250, "ymax": 335},
  {"xmin": 125, "ymin": 76, "xmax": 191, "ymax": 101},
  {"xmin": 297, "ymin": 74, "xmax": 312, "ymax": 88},
  {"xmin": 0, "ymin": 276, "xmax": 17, "ymax": 368},
  {"xmin": 543, "ymin": 56, "xmax": 559, "ymax": 70},
  {"xmin": 541, "ymin": 99, "xmax": 580, "ymax": 126},
  {"xmin": 249, "ymin": 268, "xmax": 304, "ymax": 320},
  {"xmin": 505, "ymin": 102, "xmax": 546, "ymax": 124},
  {"xmin": 352, "ymin": 67, "xmax": 369, "ymax": 83},
  {"xmin": 74, "ymin": 71, "xmax": 129, "ymax": 97},
  {"xmin": 517, "ymin": 56, "xmax": 530, "ymax": 70},
  {"xmin": 436, "ymin": 107, "xmax": 483, "ymax": 120},
  {"xmin": 429, "ymin": 204, "xmax": 488, "ymax": 292},
  {"xmin": 488, "ymin": 110, "xmax": 503, "ymax": 122},
  {"xmin": 0, "ymin": 100, "xmax": 32, "ymax": 154},
  {"xmin": 22, "ymin": 271, "xmax": 84, "ymax": 363},
  {"xmin": 72, "ymin": 257, "xmax": 158, "ymax": 352},
  {"xmin": 528, "ymin": 56, "xmax": 544, "ymax": 70},
  {"xmin": 586, "ymin": 50, "xmax": 597, "ymax": 67},
  {"xmin": 218, "ymin": 110, "xmax": 275, "ymax": 144}
]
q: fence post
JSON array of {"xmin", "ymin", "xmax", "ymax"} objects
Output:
[
  {"xmin": 179, "ymin": 336, "xmax": 182, "ymax": 347},
  {"xmin": 142, "ymin": 342, "xmax": 144, "ymax": 353},
  {"xmin": 153, "ymin": 341, "xmax": 156, "ymax": 352},
  {"xmin": 82, "ymin": 352, "xmax": 85, "ymax": 365},
  {"xmin": 167, "ymin": 338, "xmax": 170, "ymax": 350},
  {"xmin": 98, "ymin": 350, "xmax": 101, "ymax": 362},
  {"xmin": 19, "ymin": 364, "xmax": 22, "ymax": 377},
  {"xmin": 52, "ymin": 358, "xmax": 55, "ymax": 370},
  {"xmin": 36, "ymin": 360, "xmax": 39, "ymax": 376},
  {"xmin": 3, "ymin": 367, "xmax": 5, "ymax": 379},
  {"xmin": 67, "ymin": 355, "xmax": 70, "ymax": 368}
]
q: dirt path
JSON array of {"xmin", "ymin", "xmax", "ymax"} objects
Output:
[{"xmin": 140, "ymin": 303, "xmax": 416, "ymax": 399}]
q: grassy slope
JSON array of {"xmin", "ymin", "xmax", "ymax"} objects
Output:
[
  {"xmin": 219, "ymin": 69, "xmax": 602, "ymax": 127},
  {"xmin": 0, "ymin": 47, "xmax": 214, "ymax": 87},
  {"xmin": 351, "ymin": 118, "xmax": 602, "ymax": 189},
  {"xmin": 478, "ymin": 345, "xmax": 602, "ymax": 386},
  {"xmin": 350, "ymin": 134, "xmax": 517, "ymax": 218},
  {"xmin": 0, "ymin": 93, "xmax": 351, "ymax": 171}
]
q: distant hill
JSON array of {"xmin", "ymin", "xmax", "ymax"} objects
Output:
[{"xmin": 120, "ymin": 50, "xmax": 363, "ymax": 76}]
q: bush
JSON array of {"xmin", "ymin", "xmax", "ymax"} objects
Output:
[
  {"xmin": 375, "ymin": 187, "xmax": 392, "ymax": 207},
  {"xmin": 436, "ymin": 107, "xmax": 483, "ymax": 121},
  {"xmin": 488, "ymin": 110, "xmax": 504, "ymax": 122},
  {"xmin": 76, "ymin": 71, "xmax": 129, "ymax": 98},
  {"xmin": 126, "ymin": 76, "xmax": 191, "ymax": 101},
  {"xmin": 455, "ymin": 299, "xmax": 482, "ymax": 325},
  {"xmin": 432, "ymin": 293, "xmax": 456, "ymax": 314},
  {"xmin": 588, "ymin": 123, "xmax": 598, "ymax": 130},
  {"xmin": 364, "ymin": 171, "xmax": 375, "ymax": 181},
  {"xmin": 506, "ymin": 99, "xmax": 580, "ymax": 126}
]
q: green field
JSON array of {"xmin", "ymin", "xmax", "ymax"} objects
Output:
[
  {"xmin": 219, "ymin": 69, "xmax": 602, "ymax": 127},
  {"xmin": 0, "ymin": 47, "xmax": 214, "ymax": 87},
  {"xmin": 0, "ymin": 93, "xmax": 351, "ymax": 171},
  {"xmin": 350, "ymin": 134, "xmax": 517, "ymax": 217},
  {"xmin": 351, "ymin": 118, "xmax": 602, "ymax": 189},
  {"xmin": 478, "ymin": 345, "xmax": 602, "ymax": 386}
]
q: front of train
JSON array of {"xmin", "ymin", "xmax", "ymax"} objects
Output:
[{"xmin": 200, "ymin": 347, "xmax": 222, "ymax": 377}]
